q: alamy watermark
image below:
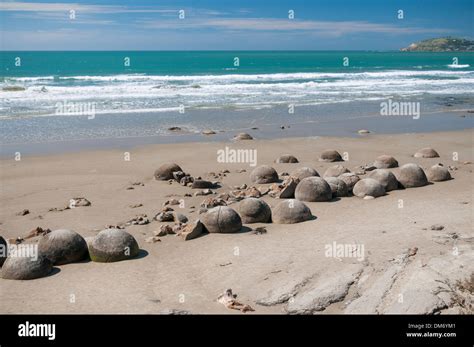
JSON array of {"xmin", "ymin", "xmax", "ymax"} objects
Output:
[
  {"xmin": 217, "ymin": 146, "xmax": 257, "ymax": 167},
  {"xmin": 380, "ymin": 99, "xmax": 420, "ymax": 119},
  {"xmin": 55, "ymin": 100, "xmax": 96, "ymax": 119},
  {"xmin": 0, "ymin": 243, "xmax": 38, "ymax": 261},
  {"xmin": 325, "ymin": 241, "xmax": 365, "ymax": 262}
]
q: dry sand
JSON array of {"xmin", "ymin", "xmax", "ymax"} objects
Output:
[{"xmin": 0, "ymin": 130, "xmax": 473, "ymax": 314}]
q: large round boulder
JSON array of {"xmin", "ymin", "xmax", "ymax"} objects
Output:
[
  {"xmin": 414, "ymin": 148, "xmax": 439, "ymax": 158},
  {"xmin": 295, "ymin": 177, "xmax": 332, "ymax": 202},
  {"xmin": 374, "ymin": 155, "xmax": 398, "ymax": 169},
  {"xmin": 250, "ymin": 165, "xmax": 279, "ymax": 184},
  {"xmin": 1, "ymin": 255, "xmax": 53, "ymax": 280},
  {"xmin": 272, "ymin": 200, "xmax": 313, "ymax": 224},
  {"xmin": 89, "ymin": 229, "xmax": 139, "ymax": 263},
  {"xmin": 338, "ymin": 172, "xmax": 360, "ymax": 192},
  {"xmin": 367, "ymin": 169, "xmax": 399, "ymax": 192},
  {"xmin": 397, "ymin": 163, "xmax": 428, "ymax": 188},
  {"xmin": 353, "ymin": 178, "xmax": 386, "ymax": 198},
  {"xmin": 275, "ymin": 154, "xmax": 299, "ymax": 163},
  {"xmin": 201, "ymin": 206, "xmax": 242, "ymax": 233},
  {"xmin": 427, "ymin": 164, "xmax": 451, "ymax": 182},
  {"xmin": 323, "ymin": 165, "xmax": 350, "ymax": 178},
  {"xmin": 325, "ymin": 177, "xmax": 348, "ymax": 197},
  {"xmin": 38, "ymin": 229, "xmax": 88, "ymax": 265},
  {"xmin": 0, "ymin": 236, "xmax": 6, "ymax": 267},
  {"xmin": 290, "ymin": 167, "xmax": 319, "ymax": 180},
  {"xmin": 154, "ymin": 163, "xmax": 183, "ymax": 180},
  {"xmin": 238, "ymin": 198, "xmax": 272, "ymax": 224},
  {"xmin": 319, "ymin": 150, "xmax": 343, "ymax": 162}
]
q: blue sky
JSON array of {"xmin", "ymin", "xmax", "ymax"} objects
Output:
[{"xmin": 0, "ymin": 0, "xmax": 472, "ymax": 50}]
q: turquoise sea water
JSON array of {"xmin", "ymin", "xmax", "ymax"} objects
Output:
[{"xmin": 0, "ymin": 51, "xmax": 473, "ymax": 154}]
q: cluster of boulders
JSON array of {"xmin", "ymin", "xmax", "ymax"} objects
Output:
[
  {"xmin": 1, "ymin": 146, "xmax": 454, "ymax": 281},
  {"xmin": 0, "ymin": 228, "xmax": 140, "ymax": 280}
]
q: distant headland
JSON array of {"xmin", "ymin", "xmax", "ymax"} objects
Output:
[{"xmin": 401, "ymin": 37, "xmax": 474, "ymax": 52}]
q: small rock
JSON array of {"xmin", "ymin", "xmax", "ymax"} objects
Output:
[
  {"xmin": 154, "ymin": 163, "xmax": 183, "ymax": 181},
  {"xmin": 154, "ymin": 212, "xmax": 174, "ymax": 222},
  {"xmin": 129, "ymin": 203, "xmax": 143, "ymax": 208},
  {"xmin": 180, "ymin": 220, "xmax": 204, "ymax": 241},
  {"xmin": 358, "ymin": 129, "xmax": 370, "ymax": 134},
  {"xmin": 233, "ymin": 133, "xmax": 253, "ymax": 140},
  {"xmin": 431, "ymin": 224, "xmax": 445, "ymax": 231},
  {"xmin": 145, "ymin": 236, "xmax": 161, "ymax": 243},
  {"xmin": 202, "ymin": 130, "xmax": 216, "ymax": 135},
  {"xmin": 16, "ymin": 209, "xmax": 30, "ymax": 216}
]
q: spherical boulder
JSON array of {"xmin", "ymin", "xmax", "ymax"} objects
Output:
[
  {"xmin": 325, "ymin": 177, "xmax": 348, "ymax": 197},
  {"xmin": 353, "ymin": 178, "xmax": 385, "ymax": 198},
  {"xmin": 272, "ymin": 199, "xmax": 313, "ymax": 224},
  {"xmin": 338, "ymin": 172, "xmax": 360, "ymax": 192},
  {"xmin": 397, "ymin": 163, "xmax": 428, "ymax": 188},
  {"xmin": 1, "ymin": 255, "xmax": 53, "ymax": 280},
  {"xmin": 290, "ymin": 167, "xmax": 319, "ymax": 180},
  {"xmin": 154, "ymin": 163, "xmax": 183, "ymax": 180},
  {"xmin": 374, "ymin": 155, "xmax": 398, "ymax": 169},
  {"xmin": 427, "ymin": 164, "xmax": 451, "ymax": 182},
  {"xmin": 38, "ymin": 229, "xmax": 88, "ymax": 265},
  {"xmin": 295, "ymin": 177, "xmax": 332, "ymax": 202},
  {"xmin": 250, "ymin": 165, "xmax": 279, "ymax": 184},
  {"xmin": 323, "ymin": 165, "xmax": 350, "ymax": 178},
  {"xmin": 414, "ymin": 148, "xmax": 439, "ymax": 158},
  {"xmin": 238, "ymin": 198, "xmax": 272, "ymax": 224},
  {"xmin": 367, "ymin": 169, "xmax": 399, "ymax": 192},
  {"xmin": 319, "ymin": 150, "xmax": 343, "ymax": 162},
  {"xmin": 201, "ymin": 206, "xmax": 242, "ymax": 233},
  {"xmin": 0, "ymin": 236, "xmax": 6, "ymax": 267},
  {"xmin": 275, "ymin": 154, "xmax": 299, "ymax": 163},
  {"xmin": 89, "ymin": 229, "xmax": 139, "ymax": 263}
]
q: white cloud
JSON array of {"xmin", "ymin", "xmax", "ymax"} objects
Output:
[{"xmin": 138, "ymin": 18, "xmax": 452, "ymax": 36}]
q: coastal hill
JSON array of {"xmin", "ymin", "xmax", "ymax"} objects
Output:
[{"xmin": 401, "ymin": 37, "xmax": 474, "ymax": 52}]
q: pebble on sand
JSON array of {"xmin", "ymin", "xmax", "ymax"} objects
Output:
[
  {"xmin": 238, "ymin": 198, "xmax": 272, "ymax": 224},
  {"xmin": 397, "ymin": 163, "xmax": 428, "ymax": 188},
  {"xmin": 414, "ymin": 147, "xmax": 440, "ymax": 158},
  {"xmin": 358, "ymin": 129, "xmax": 370, "ymax": 134},
  {"xmin": 319, "ymin": 150, "xmax": 343, "ymax": 162},
  {"xmin": 325, "ymin": 177, "xmax": 349, "ymax": 197},
  {"xmin": 191, "ymin": 180, "xmax": 215, "ymax": 189},
  {"xmin": 233, "ymin": 133, "xmax": 253, "ymax": 140},
  {"xmin": 250, "ymin": 165, "xmax": 279, "ymax": 184},
  {"xmin": 323, "ymin": 165, "xmax": 350, "ymax": 178},
  {"xmin": 180, "ymin": 220, "xmax": 204, "ymax": 241},
  {"xmin": 275, "ymin": 154, "xmax": 299, "ymax": 163},
  {"xmin": 427, "ymin": 164, "xmax": 452, "ymax": 182},
  {"xmin": 272, "ymin": 199, "xmax": 313, "ymax": 224},
  {"xmin": 353, "ymin": 178, "xmax": 386, "ymax": 198},
  {"xmin": 290, "ymin": 167, "xmax": 320, "ymax": 180},
  {"xmin": 200, "ymin": 206, "xmax": 242, "ymax": 233},
  {"xmin": 38, "ymin": 229, "xmax": 88, "ymax": 265},
  {"xmin": 154, "ymin": 163, "xmax": 183, "ymax": 181},
  {"xmin": 1, "ymin": 255, "xmax": 53, "ymax": 280},
  {"xmin": 367, "ymin": 169, "xmax": 399, "ymax": 192},
  {"xmin": 373, "ymin": 155, "xmax": 399, "ymax": 169},
  {"xmin": 295, "ymin": 177, "xmax": 332, "ymax": 202},
  {"xmin": 88, "ymin": 229, "xmax": 139, "ymax": 263}
]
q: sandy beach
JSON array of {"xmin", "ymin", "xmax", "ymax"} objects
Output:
[{"xmin": 0, "ymin": 129, "xmax": 472, "ymax": 314}]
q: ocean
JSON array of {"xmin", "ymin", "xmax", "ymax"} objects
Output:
[{"xmin": 1, "ymin": 51, "xmax": 473, "ymax": 155}]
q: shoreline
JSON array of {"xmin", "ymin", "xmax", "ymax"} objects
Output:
[{"xmin": 1, "ymin": 106, "xmax": 473, "ymax": 158}]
